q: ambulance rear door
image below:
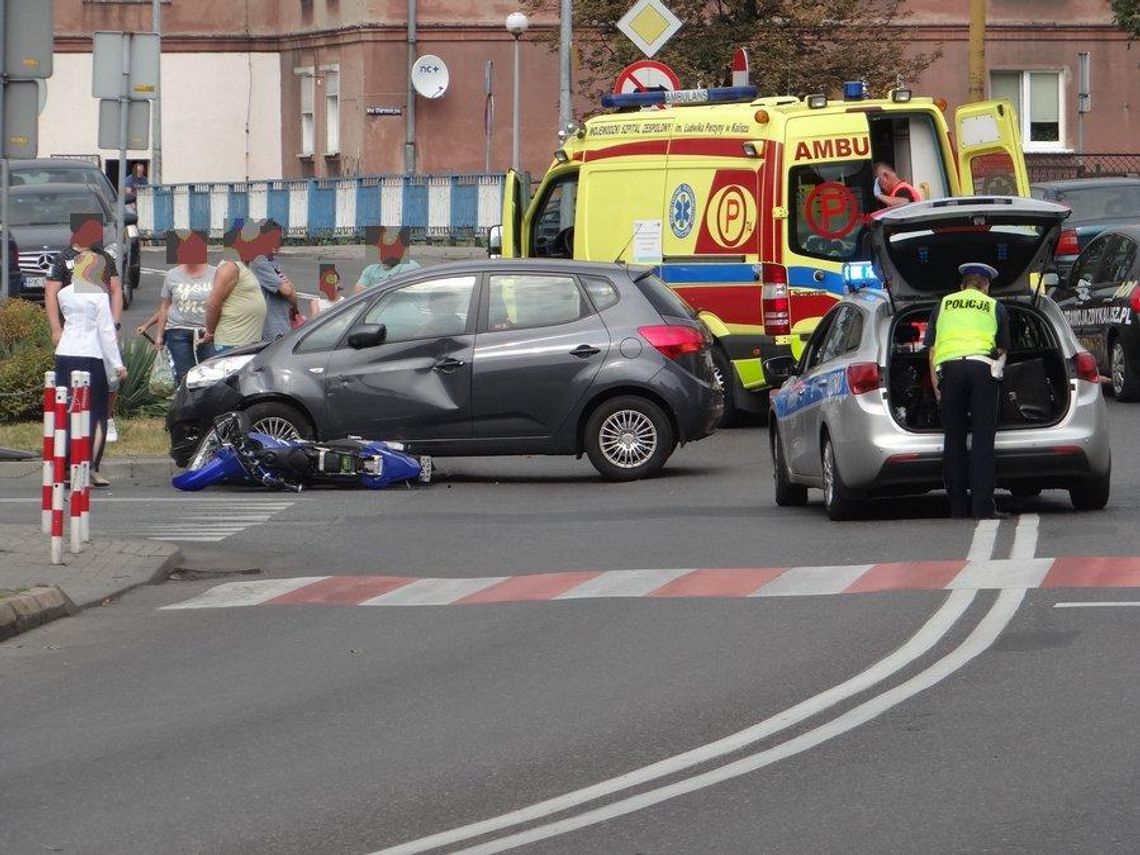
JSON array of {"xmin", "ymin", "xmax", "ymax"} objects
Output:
[
  {"xmin": 499, "ymin": 169, "xmax": 524, "ymax": 258},
  {"xmin": 954, "ymin": 99, "xmax": 1031, "ymax": 197}
]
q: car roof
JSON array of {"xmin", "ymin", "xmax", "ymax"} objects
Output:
[
  {"xmin": 1031, "ymin": 177, "xmax": 1140, "ymax": 190},
  {"xmin": 9, "ymin": 158, "xmax": 102, "ymax": 170},
  {"xmin": 393, "ymin": 259, "xmax": 648, "ymax": 278},
  {"xmin": 6, "ymin": 182, "xmax": 106, "ymax": 196},
  {"xmin": 1081, "ymin": 224, "xmax": 1140, "ymax": 242}
]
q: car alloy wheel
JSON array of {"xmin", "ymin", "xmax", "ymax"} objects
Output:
[
  {"xmin": 821, "ymin": 436, "xmax": 857, "ymax": 520},
  {"xmin": 1110, "ymin": 341, "xmax": 1139, "ymax": 401},
  {"xmin": 251, "ymin": 416, "xmax": 302, "ymax": 441},
  {"xmin": 598, "ymin": 408, "xmax": 658, "ymax": 469}
]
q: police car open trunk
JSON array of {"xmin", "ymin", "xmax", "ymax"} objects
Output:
[{"xmin": 871, "ymin": 197, "xmax": 1074, "ymax": 432}]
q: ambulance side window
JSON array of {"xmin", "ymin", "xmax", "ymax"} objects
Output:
[
  {"xmin": 789, "ymin": 162, "xmax": 873, "ymax": 263},
  {"xmin": 531, "ymin": 175, "xmax": 579, "ymax": 259}
]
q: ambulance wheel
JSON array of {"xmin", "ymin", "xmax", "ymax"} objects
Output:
[
  {"xmin": 1111, "ymin": 339, "xmax": 1140, "ymax": 402},
  {"xmin": 821, "ymin": 433, "xmax": 858, "ymax": 521},
  {"xmin": 585, "ymin": 396, "xmax": 674, "ymax": 481},
  {"xmin": 242, "ymin": 401, "xmax": 314, "ymax": 443},
  {"xmin": 711, "ymin": 347, "xmax": 741, "ymax": 427},
  {"xmin": 771, "ymin": 427, "xmax": 807, "ymax": 506}
]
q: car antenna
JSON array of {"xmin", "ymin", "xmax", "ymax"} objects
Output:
[{"xmin": 612, "ymin": 222, "xmax": 645, "ymax": 265}]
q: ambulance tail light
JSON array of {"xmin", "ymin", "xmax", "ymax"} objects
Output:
[
  {"xmin": 846, "ymin": 362, "xmax": 881, "ymax": 395},
  {"xmin": 638, "ymin": 325, "xmax": 706, "ymax": 360},
  {"xmin": 761, "ymin": 264, "xmax": 790, "ymax": 336},
  {"xmin": 1056, "ymin": 229, "xmax": 1080, "ymax": 257},
  {"xmin": 1072, "ymin": 351, "xmax": 1100, "ymax": 383}
]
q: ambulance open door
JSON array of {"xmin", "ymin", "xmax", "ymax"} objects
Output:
[
  {"xmin": 954, "ymin": 99, "xmax": 1031, "ymax": 197},
  {"xmin": 497, "ymin": 169, "xmax": 524, "ymax": 258}
]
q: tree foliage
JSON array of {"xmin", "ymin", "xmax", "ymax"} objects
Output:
[
  {"xmin": 526, "ymin": 0, "xmax": 940, "ymax": 112},
  {"xmin": 1111, "ymin": 0, "xmax": 1140, "ymax": 37}
]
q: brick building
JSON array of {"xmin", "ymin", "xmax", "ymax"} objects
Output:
[{"xmin": 42, "ymin": 0, "xmax": 1137, "ymax": 186}]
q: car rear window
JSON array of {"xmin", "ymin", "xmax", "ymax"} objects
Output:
[
  {"xmin": 1056, "ymin": 185, "xmax": 1140, "ymax": 221},
  {"xmin": 635, "ymin": 273, "xmax": 697, "ymax": 320}
]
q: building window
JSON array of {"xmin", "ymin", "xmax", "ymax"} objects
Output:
[
  {"xmin": 324, "ymin": 67, "xmax": 340, "ymax": 155},
  {"xmin": 298, "ymin": 69, "xmax": 316, "ymax": 156},
  {"xmin": 990, "ymin": 71, "xmax": 1064, "ymax": 151}
]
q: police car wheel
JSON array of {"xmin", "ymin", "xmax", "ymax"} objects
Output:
[
  {"xmin": 1111, "ymin": 340, "xmax": 1139, "ymax": 402},
  {"xmin": 1069, "ymin": 466, "xmax": 1111, "ymax": 512},
  {"xmin": 821, "ymin": 435, "xmax": 858, "ymax": 521},
  {"xmin": 585, "ymin": 396, "xmax": 674, "ymax": 482},
  {"xmin": 771, "ymin": 427, "xmax": 807, "ymax": 506}
]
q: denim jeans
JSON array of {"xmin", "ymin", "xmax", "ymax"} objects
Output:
[{"xmin": 165, "ymin": 328, "xmax": 216, "ymax": 387}]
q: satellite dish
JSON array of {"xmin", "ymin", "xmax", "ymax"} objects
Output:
[{"xmin": 412, "ymin": 55, "xmax": 450, "ymax": 100}]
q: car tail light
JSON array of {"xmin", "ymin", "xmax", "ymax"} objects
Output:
[
  {"xmin": 761, "ymin": 263, "xmax": 790, "ymax": 336},
  {"xmin": 846, "ymin": 361, "xmax": 881, "ymax": 395},
  {"xmin": 1073, "ymin": 351, "xmax": 1099, "ymax": 383},
  {"xmin": 1130, "ymin": 287, "xmax": 1140, "ymax": 315},
  {"xmin": 638, "ymin": 324, "xmax": 705, "ymax": 360},
  {"xmin": 1055, "ymin": 229, "xmax": 1079, "ymax": 257}
]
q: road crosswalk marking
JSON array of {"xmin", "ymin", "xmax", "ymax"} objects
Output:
[{"xmin": 99, "ymin": 497, "xmax": 296, "ymax": 543}]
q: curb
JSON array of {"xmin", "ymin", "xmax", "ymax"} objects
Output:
[
  {"xmin": 0, "ymin": 456, "xmax": 178, "ymax": 482},
  {"xmin": 0, "ymin": 586, "xmax": 77, "ymax": 642}
]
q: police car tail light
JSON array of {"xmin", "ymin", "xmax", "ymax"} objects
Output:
[
  {"xmin": 1056, "ymin": 229, "xmax": 1079, "ymax": 257},
  {"xmin": 761, "ymin": 264, "xmax": 790, "ymax": 336},
  {"xmin": 639, "ymin": 325, "xmax": 705, "ymax": 360},
  {"xmin": 1073, "ymin": 351, "xmax": 1100, "ymax": 383},
  {"xmin": 846, "ymin": 362, "xmax": 881, "ymax": 395}
]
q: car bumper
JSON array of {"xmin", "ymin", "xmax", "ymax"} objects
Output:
[{"xmin": 166, "ymin": 379, "xmax": 245, "ymax": 467}]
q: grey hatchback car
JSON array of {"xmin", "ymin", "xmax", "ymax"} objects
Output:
[
  {"xmin": 768, "ymin": 197, "xmax": 1111, "ymax": 519},
  {"xmin": 168, "ymin": 260, "xmax": 722, "ymax": 480}
]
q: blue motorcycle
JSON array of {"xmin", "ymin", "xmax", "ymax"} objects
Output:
[{"xmin": 173, "ymin": 412, "xmax": 431, "ymax": 492}]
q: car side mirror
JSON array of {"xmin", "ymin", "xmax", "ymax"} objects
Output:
[
  {"xmin": 123, "ymin": 209, "xmax": 139, "ymax": 226},
  {"xmin": 347, "ymin": 323, "xmax": 387, "ymax": 349},
  {"xmin": 763, "ymin": 355, "xmax": 800, "ymax": 384},
  {"xmin": 487, "ymin": 225, "xmax": 503, "ymax": 258}
]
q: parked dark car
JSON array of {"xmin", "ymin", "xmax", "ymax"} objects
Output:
[
  {"xmin": 4, "ymin": 183, "xmax": 138, "ymax": 307},
  {"xmin": 168, "ymin": 260, "xmax": 724, "ymax": 480},
  {"xmin": 8, "ymin": 158, "xmax": 141, "ymax": 303},
  {"xmin": 1051, "ymin": 225, "xmax": 1140, "ymax": 401},
  {"xmin": 1031, "ymin": 178, "xmax": 1140, "ymax": 281},
  {"xmin": 2, "ymin": 230, "xmax": 25, "ymax": 300}
]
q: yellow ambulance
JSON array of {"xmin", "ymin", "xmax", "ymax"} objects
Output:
[{"xmin": 493, "ymin": 83, "xmax": 1031, "ymax": 419}]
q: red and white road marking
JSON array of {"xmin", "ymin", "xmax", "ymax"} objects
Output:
[{"xmin": 163, "ymin": 556, "xmax": 1140, "ymax": 611}]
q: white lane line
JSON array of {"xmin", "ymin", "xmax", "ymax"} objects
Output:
[
  {"xmin": 369, "ymin": 589, "xmax": 976, "ymax": 855},
  {"xmin": 160, "ymin": 576, "xmax": 328, "ymax": 609},
  {"xmin": 948, "ymin": 558, "xmax": 1053, "ymax": 590},
  {"xmin": 753, "ymin": 564, "xmax": 873, "ymax": 597},
  {"xmin": 1053, "ymin": 601, "xmax": 1140, "ymax": 609},
  {"xmin": 141, "ymin": 267, "xmax": 168, "ymax": 275},
  {"xmin": 443, "ymin": 589, "xmax": 1025, "ymax": 855},
  {"xmin": 967, "ymin": 519, "xmax": 1000, "ymax": 561},
  {"xmin": 1011, "ymin": 513, "xmax": 1039, "ymax": 559},
  {"xmin": 361, "ymin": 576, "xmax": 509, "ymax": 606},
  {"xmin": 556, "ymin": 568, "xmax": 693, "ymax": 599}
]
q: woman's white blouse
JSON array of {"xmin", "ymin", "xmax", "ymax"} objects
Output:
[{"xmin": 55, "ymin": 285, "xmax": 124, "ymax": 370}]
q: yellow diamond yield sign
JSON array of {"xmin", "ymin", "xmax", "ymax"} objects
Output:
[{"xmin": 617, "ymin": 0, "xmax": 683, "ymax": 58}]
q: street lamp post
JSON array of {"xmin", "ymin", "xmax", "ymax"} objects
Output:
[{"xmin": 506, "ymin": 12, "xmax": 529, "ymax": 172}]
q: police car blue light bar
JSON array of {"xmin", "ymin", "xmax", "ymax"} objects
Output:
[
  {"xmin": 842, "ymin": 260, "xmax": 882, "ymax": 291},
  {"xmin": 602, "ymin": 86, "xmax": 759, "ymax": 110}
]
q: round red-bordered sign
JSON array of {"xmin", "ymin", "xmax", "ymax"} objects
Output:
[
  {"xmin": 804, "ymin": 182, "xmax": 860, "ymax": 240},
  {"xmin": 614, "ymin": 60, "xmax": 682, "ymax": 95}
]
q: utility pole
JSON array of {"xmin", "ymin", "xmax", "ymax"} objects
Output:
[
  {"xmin": 404, "ymin": 0, "xmax": 416, "ymax": 174},
  {"xmin": 967, "ymin": 0, "xmax": 986, "ymax": 103},
  {"xmin": 151, "ymin": 0, "xmax": 161, "ymax": 183},
  {"xmin": 1, "ymin": 0, "xmax": 8, "ymax": 301},
  {"xmin": 558, "ymin": 0, "xmax": 571, "ymax": 140}
]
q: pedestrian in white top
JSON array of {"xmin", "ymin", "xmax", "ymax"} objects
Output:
[{"xmin": 54, "ymin": 251, "xmax": 127, "ymax": 486}]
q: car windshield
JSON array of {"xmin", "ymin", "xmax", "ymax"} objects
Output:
[
  {"xmin": 10, "ymin": 167, "xmax": 104, "ymax": 187},
  {"xmin": 1055, "ymin": 185, "xmax": 1140, "ymax": 221},
  {"xmin": 6, "ymin": 192, "xmax": 106, "ymax": 227}
]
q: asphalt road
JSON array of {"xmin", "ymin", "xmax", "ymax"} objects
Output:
[{"xmin": 0, "ymin": 403, "xmax": 1138, "ymax": 854}]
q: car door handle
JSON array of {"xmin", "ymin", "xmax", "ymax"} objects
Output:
[
  {"xmin": 308, "ymin": 367, "xmax": 325, "ymax": 375},
  {"xmin": 569, "ymin": 345, "xmax": 601, "ymax": 358},
  {"xmin": 433, "ymin": 357, "xmax": 466, "ymax": 372}
]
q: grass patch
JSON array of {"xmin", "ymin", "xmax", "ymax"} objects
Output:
[{"xmin": 0, "ymin": 417, "xmax": 170, "ymax": 458}]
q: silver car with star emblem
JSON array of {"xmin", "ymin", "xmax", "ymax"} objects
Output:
[{"xmin": 766, "ymin": 197, "xmax": 1112, "ymax": 519}]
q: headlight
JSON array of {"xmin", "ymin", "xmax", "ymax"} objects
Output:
[{"xmin": 185, "ymin": 354, "xmax": 256, "ymax": 389}]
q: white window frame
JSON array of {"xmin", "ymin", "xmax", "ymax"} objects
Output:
[
  {"xmin": 295, "ymin": 66, "xmax": 316, "ymax": 156},
  {"xmin": 321, "ymin": 64, "xmax": 340, "ymax": 156},
  {"xmin": 989, "ymin": 69, "xmax": 1068, "ymax": 153}
]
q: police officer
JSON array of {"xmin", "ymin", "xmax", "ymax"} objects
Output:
[{"xmin": 925, "ymin": 263, "xmax": 1011, "ymax": 519}]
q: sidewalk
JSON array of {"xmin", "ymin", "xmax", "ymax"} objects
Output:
[{"xmin": 0, "ymin": 523, "xmax": 180, "ymax": 641}]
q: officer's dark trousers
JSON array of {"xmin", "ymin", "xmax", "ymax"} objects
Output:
[{"xmin": 939, "ymin": 359, "xmax": 1000, "ymax": 518}]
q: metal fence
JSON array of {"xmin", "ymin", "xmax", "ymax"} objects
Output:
[{"xmin": 1026, "ymin": 153, "xmax": 1140, "ymax": 183}]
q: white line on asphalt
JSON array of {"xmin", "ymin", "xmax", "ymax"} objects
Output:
[
  {"xmin": 967, "ymin": 519, "xmax": 1000, "ymax": 561},
  {"xmin": 361, "ymin": 577, "xmax": 510, "ymax": 606},
  {"xmin": 948, "ymin": 558, "xmax": 1053, "ymax": 590},
  {"xmin": 141, "ymin": 267, "xmax": 168, "ymax": 275},
  {"xmin": 752, "ymin": 564, "xmax": 874, "ymax": 597},
  {"xmin": 160, "ymin": 576, "xmax": 328, "ymax": 609},
  {"xmin": 443, "ymin": 589, "xmax": 1026, "ymax": 855},
  {"xmin": 370, "ymin": 588, "xmax": 977, "ymax": 855},
  {"xmin": 555, "ymin": 568, "xmax": 693, "ymax": 599},
  {"xmin": 1011, "ymin": 513, "xmax": 1039, "ymax": 559},
  {"xmin": 1052, "ymin": 601, "xmax": 1140, "ymax": 608}
]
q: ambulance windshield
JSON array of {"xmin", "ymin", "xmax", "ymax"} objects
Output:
[{"xmin": 789, "ymin": 161, "xmax": 874, "ymax": 263}]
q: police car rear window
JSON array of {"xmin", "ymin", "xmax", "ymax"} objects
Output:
[
  {"xmin": 635, "ymin": 273, "xmax": 697, "ymax": 320},
  {"xmin": 790, "ymin": 161, "xmax": 874, "ymax": 263}
]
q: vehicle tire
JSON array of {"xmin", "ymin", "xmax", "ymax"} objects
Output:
[
  {"xmin": 1009, "ymin": 486, "xmax": 1042, "ymax": 498},
  {"xmin": 711, "ymin": 347, "xmax": 741, "ymax": 427},
  {"xmin": 1110, "ymin": 339, "xmax": 1140, "ymax": 402},
  {"xmin": 771, "ymin": 427, "xmax": 807, "ymax": 506},
  {"xmin": 584, "ymin": 396, "xmax": 675, "ymax": 481},
  {"xmin": 242, "ymin": 401, "xmax": 314, "ymax": 443},
  {"xmin": 821, "ymin": 434, "xmax": 858, "ymax": 521},
  {"xmin": 1069, "ymin": 469, "xmax": 1110, "ymax": 511}
]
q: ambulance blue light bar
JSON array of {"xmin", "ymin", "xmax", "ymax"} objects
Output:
[
  {"xmin": 843, "ymin": 81, "xmax": 869, "ymax": 101},
  {"xmin": 602, "ymin": 86, "xmax": 758, "ymax": 109}
]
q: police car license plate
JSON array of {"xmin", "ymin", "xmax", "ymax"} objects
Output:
[{"xmin": 25, "ymin": 276, "xmax": 45, "ymax": 290}]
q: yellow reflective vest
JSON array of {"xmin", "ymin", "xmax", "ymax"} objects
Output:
[{"xmin": 932, "ymin": 290, "xmax": 998, "ymax": 367}]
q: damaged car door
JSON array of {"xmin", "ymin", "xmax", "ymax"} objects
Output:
[{"xmin": 322, "ymin": 275, "xmax": 479, "ymax": 441}]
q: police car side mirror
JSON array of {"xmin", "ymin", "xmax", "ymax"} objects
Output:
[
  {"xmin": 764, "ymin": 355, "xmax": 800, "ymax": 384},
  {"xmin": 487, "ymin": 225, "xmax": 503, "ymax": 258}
]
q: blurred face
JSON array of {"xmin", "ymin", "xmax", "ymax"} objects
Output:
[
  {"xmin": 71, "ymin": 213, "xmax": 104, "ymax": 249},
  {"xmin": 875, "ymin": 165, "xmax": 899, "ymax": 192},
  {"xmin": 177, "ymin": 232, "xmax": 208, "ymax": 266}
]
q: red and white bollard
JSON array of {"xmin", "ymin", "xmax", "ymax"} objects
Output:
[
  {"xmin": 78, "ymin": 372, "xmax": 92, "ymax": 544},
  {"xmin": 42, "ymin": 371, "xmax": 56, "ymax": 534},
  {"xmin": 69, "ymin": 373, "xmax": 83, "ymax": 554},
  {"xmin": 51, "ymin": 385, "xmax": 68, "ymax": 565}
]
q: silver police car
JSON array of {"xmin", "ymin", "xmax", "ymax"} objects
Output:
[{"xmin": 767, "ymin": 197, "xmax": 1112, "ymax": 520}]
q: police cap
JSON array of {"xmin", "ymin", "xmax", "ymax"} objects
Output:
[{"xmin": 958, "ymin": 262, "xmax": 999, "ymax": 280}]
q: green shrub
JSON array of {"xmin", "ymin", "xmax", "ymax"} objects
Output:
[
  {"xmin": 115, "ymin": 338, "xmax": 169, "ymax": 418},
  {"xmin": 0, "ymin": 345, "xmax": 55, "ymax": 423},
  {"xmin": 0, "ymin": 300, "xmax": 51, "ymax": 359}
]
